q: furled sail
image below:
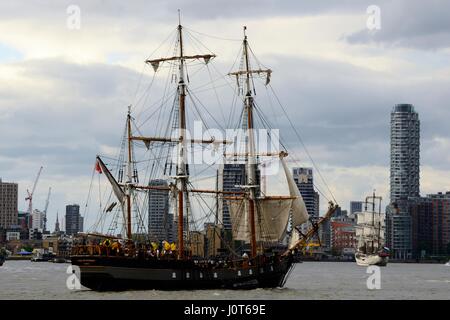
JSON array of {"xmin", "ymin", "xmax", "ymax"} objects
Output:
[{"xmin": 96, "ymin": 156, "xmax": 126, "ymax": 204}]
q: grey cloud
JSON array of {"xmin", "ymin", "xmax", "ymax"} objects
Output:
[
  {"xmin": 0, "ymin": 0, "xmax": 381, "ymax": 22},
  {"xmin": 1, "ymin": 1, "xmax": 450, "ymax": 224},
  {"xmin": 346, "ymin": 0, "xmax": 450, "ymax": 49},
  {"xmin": 243, "ymin": 53, "xmax": 450, "ymax": 170}
]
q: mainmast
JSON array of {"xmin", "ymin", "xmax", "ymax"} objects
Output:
[
  {"xmin": 126, "ymin": 106, "xmax": 133, "ymax": 241},
  {"xmin": 227, "ymin": 27, "xmax": 273, "ymax": 258},
  {"xmin": 176, "ymin": 22, "xmax": 187, "ymax": 259},
  {"xmin": 242, "ymin": 27, "xmax": 258, "ymax": 258}
]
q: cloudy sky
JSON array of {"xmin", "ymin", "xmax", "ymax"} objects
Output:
[{"xmin": 1, "ymin": 0, "xmax": 450, "ymax": 231}]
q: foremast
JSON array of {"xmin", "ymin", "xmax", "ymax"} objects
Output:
[{"xmin": 140, "ymin": 21, "xmax": 220, "ymax": 260}]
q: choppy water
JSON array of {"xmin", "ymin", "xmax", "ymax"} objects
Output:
[{"xmin": 0, "ymin": 261, "xmax": 449, "ymax": 299}]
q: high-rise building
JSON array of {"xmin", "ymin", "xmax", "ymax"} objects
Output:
[
  {"xmin": 386, "ymin": 200, "xmax": 412, "ymax": 259},
  {"xmin": 292, "ymin": 167, "xmax": 319, "ymax": 236},
  {"xmin": 0, "ymin": 178, "xmax": 18, "ymax": 229},
  {"xmin": 350, "ymin": 201, "xmax": 363, "ymax": 215},
  {"xmin": 65, "ymin": 204, "xmax": 82, "ymax": 236},
  {"xmin": 292, "ymin": 167, "xmax": 319, "ymax": 218},
  {"xmin": 390, "ymin": 104, "xmax": 420, "ymax": 203},
  {"xmin": 148, "ymin": 179, "xmax": 170, "ymax": 242},
  {"xmin": 31, "ymin": 209, "xmax": 45, "ymax": 230},
  {"xmin": 410, "ymin": 192, "xmax": 450, "ymax": 258},
  {"xmin": 220, "ymin": 163, "xmax": 261, "ymax": 229},
  {"xmin": 387, "ymin": 104, "xmax": 420, "ymax": 260},
  {"xmin": 428, "ymin": 192, "xmax": 450, "ymax": 255},
  {"xmin": 220, "ymin": 164, "xmax": 245, "ymax": 231},
  {"xmin": 410, "ymin": 197, "xmax": 433, "ymax": 258},
  {"xmin": 319, "ymin": 219, "xmax": 331, "ymax": 252}
]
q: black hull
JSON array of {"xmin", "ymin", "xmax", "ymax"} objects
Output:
[{"xmin": 71, "ymin": 255, "xmax": 293, "ymax": 291}]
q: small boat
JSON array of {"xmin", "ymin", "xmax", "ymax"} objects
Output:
[
  {"xmin": 31, "ymin": 249, "xmax": 56, "ymax": 262},
  {"xmin": 52, "ymin": 257, "xmax": 68, "ymax": 263},
  {"xmin": 445, "ymin": 261, "xmax": 450, "ymax": 267},
  {"xmin": 355, "ymin": 192, "xmax": 389, "ymax": 267},
  {"xmin": 355, "ymin": 249, "xmax": 389, "ymax": 267}
]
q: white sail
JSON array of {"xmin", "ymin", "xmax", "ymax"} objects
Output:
[
  {"xmin": 227, "ymin": 156, "xmax": 308, "ymax": 244},
  {"xmin": 256, "ymin": 197, "xmax": 292, "ymax": 242},
  {"xmin": 228, "ymin": 199, "xmax": 249, "ymax": 241},
  {"xmin": 356, "ymin": 211, "xmax": 383, "ymax": 225},
  {"xmin": 280, "ymin": 155, "xmax": 309, "ymax": 226},
  {"xmin": 228, "ymin": 197, "xmax": 294, "ymax": 242},
  {"xmin": 289, "ymin": 227, "xmax": 300, "ymax": 248}
]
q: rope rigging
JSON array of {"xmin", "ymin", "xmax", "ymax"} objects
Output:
[{"xmin": 81, "ymin": 26, "xmax": 337, "ymax": 257}]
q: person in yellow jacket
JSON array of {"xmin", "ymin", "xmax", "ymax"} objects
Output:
[
  {"xmin": 111, "ymin": 241, "xmax": 121, "ymax": 255},
  {"xmin": 102, "ymin": 239, "xmax": 111, "ymax": 247},
  {"xmin": 163, "ymin": 240, "xmax": 171, "ymax": 251}
]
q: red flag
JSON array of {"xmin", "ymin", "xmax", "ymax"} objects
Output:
[{"xmin": 95, "ymin": 160, "xmax": 102, "ymax": 174}]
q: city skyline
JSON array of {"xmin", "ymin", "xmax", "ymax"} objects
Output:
[{"xmin": 1, "ymin": 1, "xmax": 450, "ymax": 230}]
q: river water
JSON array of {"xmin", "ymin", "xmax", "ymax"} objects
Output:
[{"xmin": 0, "ymin": 261, "xmax": 448, "ymax": 300}]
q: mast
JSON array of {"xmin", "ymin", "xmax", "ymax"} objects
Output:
[
  {"xmin": 377, "ymin": 194, "xmax": 382, "ymax": 251},
  {"xmin": 371, "ymin": 190, "xmax": 375, "ymax": 252},
  {"xmin": 126, "ymin": 106, "xmax": 133, "ymax": 241},
  {"xmin": 142, "ymin": 17, "xmax": 219, "ymax": 259},
  {"xmin": 215, "ymin": 169, "xmax": 219, "ymax": 225},
  {"xmin": 227, "ymin": 27, "xmax": 272, "ymax": 257},
  {"xmin": 176, "ymin": 21, "xmax": 187, "ymax": 259},
  {"xmin": 242, "ymin": 26, "xmax": 258, "ymax": 258}
]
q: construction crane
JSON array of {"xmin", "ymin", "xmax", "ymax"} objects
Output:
[
  {"xmin": 43, "ymin": 187, "xmax": 51, "ymax": 232},
  {"xmin": 25, "ymin": 166, "xmax": 43, "ymax": 228}
]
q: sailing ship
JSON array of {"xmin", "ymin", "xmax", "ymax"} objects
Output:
[
  {"xmin": 354, "ymin": 192, "xmax": 389, "ymax": 266},
  {"xmin": 71, "ymin": 20, "xmax": 337, "ymax": 291}
]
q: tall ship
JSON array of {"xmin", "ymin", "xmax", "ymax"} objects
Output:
[
  {"xmin": 71, "ymin": 19, "xmax": 337, "ymax": 291},
  {"xmin": 354, "ymin": 192, "xmax": 389, "ymax": 266}
]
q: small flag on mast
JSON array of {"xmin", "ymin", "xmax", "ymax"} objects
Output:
[{"xmin": 95, "ymin": 159, "xmax": 103, "ymax": 174}]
